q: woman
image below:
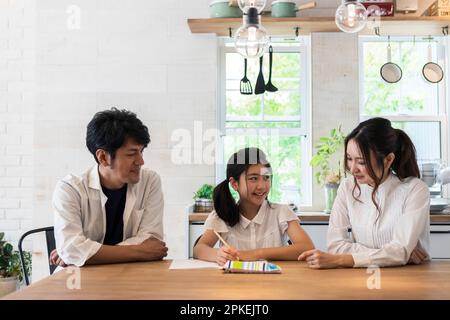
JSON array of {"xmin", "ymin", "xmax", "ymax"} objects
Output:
[
  {"xmin": 194, "ymin": 147, "xmax": 314, "ymax": 265},
  {"xmin": 299, "ymin": 117, "xmax": 430, "ymax": 268}
]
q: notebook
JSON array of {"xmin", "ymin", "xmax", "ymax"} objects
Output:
[{"xmin": 222, "ymin": 260, "xmax": 282, "ymax": 274}]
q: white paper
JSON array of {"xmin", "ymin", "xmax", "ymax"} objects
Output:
[{"xmin": 169, "ymin": 259, "xmax": 219, "ymax": 270}]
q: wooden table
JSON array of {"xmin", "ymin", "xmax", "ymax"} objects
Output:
[{"xmin": 4, "ymin": 260, "xmax": 450, "ymax": 300}]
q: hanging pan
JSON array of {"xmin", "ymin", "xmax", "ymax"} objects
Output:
[
  {"xmin": 380, "ymin": 37, "xmax": 402, "ymax": 83},
  {"xmin": 423, "ymin": 41, "xmax": 444, "ymax": 84}
]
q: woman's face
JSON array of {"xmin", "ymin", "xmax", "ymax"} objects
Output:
[
  {"xmin": 346, "ymin": 139, "xmax": 383, "ymax": 186},
  {"xmin": 231, "ymin": 164, "xmax": 272, "ymax": 207}
]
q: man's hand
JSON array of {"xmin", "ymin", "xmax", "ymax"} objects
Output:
[
  {"xmin": 135, "ymin": 238, "xmax": 168, "ymax": 261},
  {"xmin": 408, "ymin": 244, "xmax": 428, "ymax": 264},
  {"xmin": 49, "ymin": 249, "xmax": 68, "ymax": 267}
]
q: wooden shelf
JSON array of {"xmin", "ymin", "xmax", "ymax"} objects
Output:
[{"xmin": 188, "ymin": 16, "xmax": 450, "ymax": 37}]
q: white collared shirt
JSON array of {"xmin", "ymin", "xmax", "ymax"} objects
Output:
[
  {"xmin": 53, "ymin": 165, "xmax": 164, "ymax": 267},
  {"xmin": 327, "ymin": 173, "xmax": 431, "ymax": 267},
  {"xmin": 204, "ymin": 201, "xmax": 298, "ymax": 250}
]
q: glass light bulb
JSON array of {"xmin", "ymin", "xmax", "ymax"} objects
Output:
[
  {"xmin": 238, "ymin": 0, "xmax": 267, "ymax": 14},
  {"xmin": 335, "ymin": 0, "xmax": 368, "ymax": 33},
  {"xmin": 234, "ymin": 24, "xmax": 268, "ymax": 59}
]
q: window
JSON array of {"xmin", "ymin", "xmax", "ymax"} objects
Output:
[
  {"xmin": 217, "ymin": 39, "xmax": 312, "ymax": 206},
  {"xmin": 360, "ymin": 36, "xmax": 448, "ymax": 181}
]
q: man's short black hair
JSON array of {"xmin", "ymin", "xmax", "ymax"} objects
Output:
[{"xmin": 86, "ymin": 108, "xmax": 150, "ymax": 164}]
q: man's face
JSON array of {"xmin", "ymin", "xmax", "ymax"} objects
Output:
[{"xmin": 108, "ymin": 139, "xmax": 145, "ymax": 185}]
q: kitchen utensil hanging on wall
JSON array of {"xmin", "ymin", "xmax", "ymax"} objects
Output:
[
  {"xmin": 240, "ymin": 58, "xmax": 253, "ymax": 95},
  {"xmin": 422, "ymin": 38, "xmax": 444, "ymax": 84},
  {"xmin": 265, "ymin": 45, "xmax": 278, "ymax": 92},
  {"xmin": 255, "ymin": 55, "xmax": 266, "ymax": 95},
  {"xmin": 380, "ymin": 36, "xmax": 402, "ymax": 84}
]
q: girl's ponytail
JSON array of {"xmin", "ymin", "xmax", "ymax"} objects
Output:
[
  {"xmin": 393, "ymin": 129, "xmax": 420, "ymax": 179},
  {"xmin": 213, "ymin": 179, "xmax": 240, "ymax": 227}
]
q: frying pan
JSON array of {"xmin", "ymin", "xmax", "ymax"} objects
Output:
[
  {"xmin": 423, "ymin": 43, "xmax": 444, "ymax": 84},
  {"xmin": 380, "ymin": 41, "xmax": 402, "ymax": 83}
]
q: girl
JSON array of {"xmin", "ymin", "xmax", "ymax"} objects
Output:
[
  {"xmin": 299, "ymin": 117, "xmax": 430, "ymax": 268},
  {"xmin": 194, "ymin": 147, "xmax": 314, "ymax": 266}
]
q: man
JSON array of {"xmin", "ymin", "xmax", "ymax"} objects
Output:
[{"xmin": 51, "ymin": 108, "xmax": 168, "ymax": 267}]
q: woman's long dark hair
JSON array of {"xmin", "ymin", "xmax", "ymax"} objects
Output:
[
  {"xmin": 344, "ymin": 117, "xmax": 420, "ymax": 212},
  {"xmin": 213, "ymin": 147, "xmax": 271, "ymax": 227}
]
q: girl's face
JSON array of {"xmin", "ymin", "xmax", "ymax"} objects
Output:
[
  {"xmin": 346, "ymin": 139, "xmax": 394, "ymax": 186},
  {"xmin": 231, "ymin": 164, "xmax": 272, "ymax": 207}
]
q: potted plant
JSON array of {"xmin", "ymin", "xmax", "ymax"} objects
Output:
[
  {"xmin": 0, "ymin": 232, "xmax": 32, "ymax": 297},
  {"xmin": 193, "ymin": 184, "xmax": 214, "ymax": 213},
  {"xmin": 310, "ymin": 126, "xmax": 346, "ymax": 213}
]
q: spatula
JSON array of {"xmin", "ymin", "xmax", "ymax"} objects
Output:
[
  {"xmin": 265, "ymin": 45, "xmax": 278, "ymax": 92},
  {"xmin": 240, "ymin": 58, "xmax": 253, "ymax": 95},
  {"xmin": 254, "ymin": 55, "xmax": 266, "ymax": 95}
]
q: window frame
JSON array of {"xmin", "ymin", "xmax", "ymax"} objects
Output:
[
  {"xmin": 358, "ymin": 36, "xmax": 449, "ymax": 172},
  {"xmin": 216, "ymin": 37, "xmax": 313, "ymax": 206}
]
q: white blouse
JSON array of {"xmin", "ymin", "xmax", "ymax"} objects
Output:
[
  {"xmin": 204, "ymin": 201, "xmax": 298, "ymax": 250},
  {"xmin": 327, "ymin": 173, "xmax": 431, "ymax": 267}
]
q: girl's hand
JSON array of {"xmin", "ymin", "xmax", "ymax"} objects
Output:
[
  {"xmin": 216, "ymin": 246, "xmax": 240, "ymax": 266},
  {"xmin": 298, "ymin": 249, "xmax": 342, "ymax": 269},
  {"xmin": 233, "ymin": 249, "xmax": 260, "ymax": 261}
]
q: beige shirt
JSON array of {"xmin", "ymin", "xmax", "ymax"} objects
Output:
[
  {"xmin": 53, "ymin": 165, "xmax": 164, "ymax": 267},
  {"xmin": 204, "ymin": 201, "xmax": 298, "ymax": 250},
  {"xmin": 327, "ymin": 173, "xmax": 430, "ymax": 267}
]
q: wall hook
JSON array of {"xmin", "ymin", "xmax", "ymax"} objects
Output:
[
  {"xmin": 375, "ymin": 26, "xmax": 380, "ymax": 37},
  {"xmin": 442, "ymin": 26, "xmax": 449, "ymax": 36},
  {"xmin": 295, "ymin": 27, "xmax": 299, "ymax": 37},
  {"xmin": 228, "ymin": 27, "xmax": 233, "ymax": 38}
]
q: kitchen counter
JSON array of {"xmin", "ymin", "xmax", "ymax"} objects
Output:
[
  {"xmin": 4, "ymin": 260, "xmax": 450, "ymax": 300},
  {"xmin": 189, "ymin": 212, "xmax": 450, "ymax": 223}
]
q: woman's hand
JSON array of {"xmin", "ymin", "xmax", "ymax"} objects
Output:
[
  {"xmin": 216, "ymin": 246, "xmax": 240, "ymax": 266},
  {"xmin": 298, "ymin": 249, "xmax": 352, "ymax": 269}
]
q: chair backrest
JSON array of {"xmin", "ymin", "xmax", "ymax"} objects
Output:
[{"xmin": 18, "ymin": 226, "xmax": 56, "ymax": 286}]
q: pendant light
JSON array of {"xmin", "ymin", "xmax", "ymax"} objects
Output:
[
  {"xmin": 234, "ymin": 1, "xmax": 268, "ymax": 59},
  {"xmin": 335, "ymin": 0, "xmax": 368, "ymax": 33}
]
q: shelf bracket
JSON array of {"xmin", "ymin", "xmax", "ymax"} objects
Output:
[
  {"xmin": 228, "ymin": 27, "xmax": 232, "ymax": 38},
  {"xmin": 442, "ymin": 26, "xmax": 449, "ymax": 36}
]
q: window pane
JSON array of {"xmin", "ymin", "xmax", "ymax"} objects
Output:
[
  {"xmin": 391, "ymin": 121, "xmax": 441, "ymax": 161},
  {"xmin": 363, "ymin": 41, "xmax": 439, "ymax": 116},
  {"xmin": 264, "ymin": 91, "xmax": 301, "ymax": 117},
  {"xmin": 226, "ymin": 91, "xmax": 261, "ymax": 118},
  {"xmin": 271, "ymin": 52, "xmax": 300, "ymax": 79},
  {"xmin": 224, "ymin": 135, "xmax": 304, "ymax": 205}
]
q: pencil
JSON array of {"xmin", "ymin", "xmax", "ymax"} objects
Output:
[{"xmin": 213, "ymin": 230, "xmax": 231, "ymax": 248}]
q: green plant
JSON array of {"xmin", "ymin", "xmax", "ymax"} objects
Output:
[
  {"xmin": 193, "ymin": 184, "xmax": 214, "ymax": 200},
  {"xmin": 310, "ymin": 126, "xmax": 346, "ymax": 185},
  {"xmin": 0, "ymin": 232, "xmax": 32, "ymax": 282}
]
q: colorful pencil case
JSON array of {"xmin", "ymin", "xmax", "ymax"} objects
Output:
[{"xmin": 222, "ymin": 260, "xmax": 282, "ymax": 274}]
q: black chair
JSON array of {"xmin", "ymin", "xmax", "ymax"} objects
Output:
[{"xmin": 18, "ymin": 226, "xmax": 56, "ymax": 286}]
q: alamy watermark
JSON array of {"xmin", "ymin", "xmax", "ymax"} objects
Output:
[
  {"xmin": 366, "ymin": 265, "xmax": 381, "ymax": 290},
  {"xmin": 66, "ymin": 266, "xmax": 81, "ymax": 290},
  {"xmin": 66, "ymin": 5, "xmax": 81, "ymax": 30}
]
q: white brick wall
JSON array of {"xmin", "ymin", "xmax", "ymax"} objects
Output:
[{"xmin": 0, "ymin": 0, "xmax": 35, "ymax": 252}]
